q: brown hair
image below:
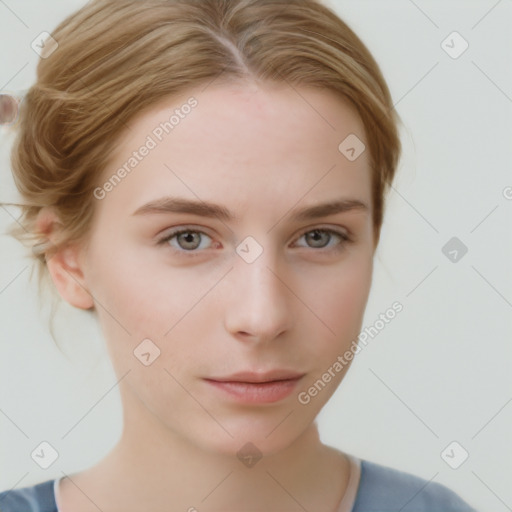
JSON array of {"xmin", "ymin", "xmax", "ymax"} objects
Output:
[{"xmin": 4, "ymin": 0, "xmax": 401, "ymax": 303}]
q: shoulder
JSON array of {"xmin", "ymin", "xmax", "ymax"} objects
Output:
[
  {"xmin": 0, "ymin": 479, "xmax": 57, "ymax": 512},
  {"xmin": 352, "ymin": 459, "xmax": 478, "ymax": 512}
]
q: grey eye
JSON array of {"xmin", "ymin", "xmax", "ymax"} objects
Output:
[
  {"xmin": 176, "ymin": 231, "xmax": 202, "ymax": 250},
  {"xmin": 303, "ymin": 229, "xmax": 335, "ymax": 248}
]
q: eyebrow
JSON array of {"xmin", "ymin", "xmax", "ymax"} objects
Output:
[{"xmin": 131, "ymin": 196, "xmax": 368, "ymax": 222}]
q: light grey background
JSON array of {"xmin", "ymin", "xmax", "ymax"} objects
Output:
[{"xmin": 0, "ymin": 1, "xmax": 511, "ymax": 511}]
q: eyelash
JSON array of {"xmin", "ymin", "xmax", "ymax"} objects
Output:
[{"xmin": 156, "ymin": 226, "xmax": 351, "ymax": 258}]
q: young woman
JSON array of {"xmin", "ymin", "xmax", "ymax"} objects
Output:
[{"xmin": 0, "ymin": 0, "xmax": 478, "ymax": 510}]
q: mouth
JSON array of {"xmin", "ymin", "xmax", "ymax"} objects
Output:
[
  {"xmin": 207, "ymin": 370, "xmax": 305, "ymax": 383},
  {"xmin": 203, "ymin": 371, "xmax": 305, "ymax": 404}
]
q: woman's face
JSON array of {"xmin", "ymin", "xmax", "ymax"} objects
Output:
[{"xmin": 77, "ymin": 80, "xmax": 375, "ymax": 457}]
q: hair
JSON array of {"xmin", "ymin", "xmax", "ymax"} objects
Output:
[{"xmin": 3, "ymin": 0, "xmax": 402, "ymax": 310}]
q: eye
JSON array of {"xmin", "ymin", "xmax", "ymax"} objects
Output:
[
  {"xmin": 156, "ymin": 226, "xmax": 351, "ymax": 257},
  {"xmin": 157, "ymin": 228, "xmax": 215, "ymax": 255},
  {"xmin": 294, "ymin": 228, "xmax": 350, "ymax": 251}
]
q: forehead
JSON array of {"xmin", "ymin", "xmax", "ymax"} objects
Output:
[{"xmin": 95, "ymin": 81, "xmax": 372, "ymax": 221}]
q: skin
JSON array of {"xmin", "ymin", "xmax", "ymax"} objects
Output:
[{"xmin": 38, "ymin": 79, "xmax": 376, "ymax": 511}]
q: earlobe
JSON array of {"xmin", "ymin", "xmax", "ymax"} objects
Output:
[{"xmin": 36, "ymin": 207, "xmax": 94, "ymax": 310}]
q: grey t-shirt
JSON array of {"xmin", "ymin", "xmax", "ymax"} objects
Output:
[{"xmin": 0, "ymin": 457, "xmax": 478, "ymax": 511}]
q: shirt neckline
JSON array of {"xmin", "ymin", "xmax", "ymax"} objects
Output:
[
  {"xmin": 336, "ymin": 453, "xmax": 362, "ymax": 512},
  {"xmin": 54, "ymin": 475, "xmax": 64, "ymax": 512}
]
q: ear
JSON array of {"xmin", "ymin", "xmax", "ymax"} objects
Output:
[{"xmin": 36, "ymin": 207, "xmax": 94, "ymax": 310}]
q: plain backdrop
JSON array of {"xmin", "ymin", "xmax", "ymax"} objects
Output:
[{"xmin": 0, "ymin": 1, "xmax": 511, "ymax": 511}]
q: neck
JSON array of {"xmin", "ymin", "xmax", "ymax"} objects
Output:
[{"xmin": 73, "ymin": 386, "xmax": 350, "ymax": 512}]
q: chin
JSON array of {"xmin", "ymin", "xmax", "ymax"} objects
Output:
[{"xmin": 187, "ymin": 415, "xmax": 313, "ymax": 462}]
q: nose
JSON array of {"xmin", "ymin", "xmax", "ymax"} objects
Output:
[{"xmin": 223, "ymin": 247, "xmax": 293, "ymax": 344}]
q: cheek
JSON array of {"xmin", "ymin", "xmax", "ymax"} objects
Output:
[
  {"xmin": 305, "ymin": 255, "xmax": 373, "ymax": 349},
  {"xmin": 85, "ymin": 241, "xmax": 225, "ymax": 365},
  {"xmin": 334, "ymin": 269, "xmax": 371, "ymax": 331},
  {"xmin": 86, "ymin": 239, "xmax": 185, "ymax": 325}
]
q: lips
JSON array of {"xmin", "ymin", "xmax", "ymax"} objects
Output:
[
  {"xmin": 203, "ymin": 371, "xmax": 305, "ymax": 404},
  {"xmin": 206, "ymin": 370, "xmax": 305, "ymax": 384}
]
